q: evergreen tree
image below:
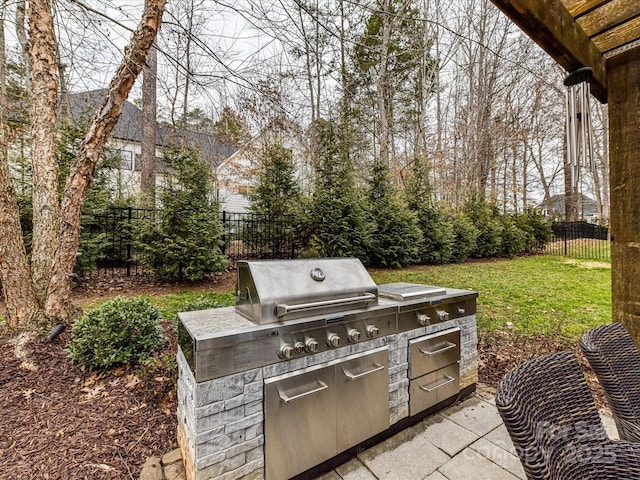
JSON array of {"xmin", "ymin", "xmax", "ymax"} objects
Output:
[
  {"xmin": 367, "ymin": 159, "xmax": 422, "ymax": 267},
  {"xmin": 463, "ymin": 195, "xmax": 504, "ymax": 258},
  {"xmin": 305, "ymin": 118, "xmax": 372, "ymax": 260},
  {"xmin": 137, "ymin": 144, "xmax": 228, "ymax": 280},
  {"xmin": 213, "ymin": 106, "xmax": 250, "ymax": 149},
  {"xmin": 247, "ymin": 142, "xmax": 301, "ymax": 256},
  {"xmin": 405, "ymin": 155, "xmax": 455, "ymax": 264},
  {"xmin": 248, "ymin": 142, "xmax": 301, "ymax": 216}
]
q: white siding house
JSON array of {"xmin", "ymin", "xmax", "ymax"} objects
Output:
[
  {"xmin": 70, "ymin": 90, "xmax": 236, "ymax": 204},
  {"xmin": 214, "ymin": 121, "xmax": 311, "ymax": 213}
]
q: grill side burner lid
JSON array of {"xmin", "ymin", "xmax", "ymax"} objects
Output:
[
  {"xmin": 236, "ymin": 258, "xmax": 378, "ymax": 324},
  {"xmin": 378, "ymin": 282, "xmax": 446, "ymax": 301}
]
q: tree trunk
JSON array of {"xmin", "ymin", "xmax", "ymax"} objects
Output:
[
  {"xmin": 141, "ymin": 41, "xmax": 157, "ymax": 208},
  {"xmin": 0, "ymin": 0, "xmax": 40, "ymax": 334},
  {"xmin": 376, "ymin": 0, "xmax": 391, "ymax": 167},
  {"xmin": 28, "ymin": 0, "xmax": 60, "ymax": 303},
  {"xmin": 15, "ymin": 0, "xmax": 29, "ymax": 82},
  {"xmin": 44, "ymin": 0, "xmax": 165, "ymax": 323}
]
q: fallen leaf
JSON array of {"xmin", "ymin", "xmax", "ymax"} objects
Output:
[
  {"xmin": 22, "ymin": 389, "xmax": 36, "ymax": 400},
  {"xmin": 87, "ymin": 463, "xmax": 115, "ymax": 472},
  {"xmin": 81, "ymin": 384, "xmax": 105, "ymax": 400},
  {"xmin": 125, "ymin": 374, "xmax": 140, "ymax": 389}
]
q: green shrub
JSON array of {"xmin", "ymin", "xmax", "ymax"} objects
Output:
[
  {"xmin": 368, "ymin": 195, "xmax": 422, "ymax": 267},
  {"xmin": 515, "ymin": 209, "xmax": 553, "ymax": 252},
  {"xmin": 450, "ymin": 215, "xmax": 479, "ymax": 263},
  {"xmin": 464, "ymin": 197, "xmax": 503, "ymax": 258},
  {"xmin": 500, "ymin": 215, "xmax": 529, "ymax": 257},
  {"xmin": 68, "ymin": 297, "xmax": 164, "ymax": 371},
  {"xmin": 414, "ymin": 204, "xmax": 455, "ymax": 264}
]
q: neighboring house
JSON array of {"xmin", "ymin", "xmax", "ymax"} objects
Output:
[
  {"xmin": 539, "ymin": 193, "xmax": 599, "ymax": 220},
  {"xmin": 69, "ymin": 90, "xmax": 235, "ymax": 201},
  {"xmin": 214, "ymin": 119, "xmax": 310, "ymax": 213}
]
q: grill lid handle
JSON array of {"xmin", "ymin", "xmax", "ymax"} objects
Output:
[{"xmin": 276, "ymin": 293, "xmax": 376, "ymax": 318}]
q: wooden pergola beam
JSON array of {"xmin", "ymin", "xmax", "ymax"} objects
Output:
[{"xmin": 491, "ymin": 0, "xmax": 608, "ymax": 102}]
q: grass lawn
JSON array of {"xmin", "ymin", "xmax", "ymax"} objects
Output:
[
  {"xmin": 369, "ymin": 255, "xmax": 611, "ymax": 339},
  {"xmin": 154, "ymin": 291, "xmax": 236, "ymax": 321},
  {"xmin": 76, "ymin": 255, "xmax": 611, "ymax": 341}
]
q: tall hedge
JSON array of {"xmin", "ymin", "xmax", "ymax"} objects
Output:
[
  {"xmin": 366, "ymin": 159, "xmax": 422, "ymax": 267},
  {"xmin": 304, "ymin": 119, "xmax": 373, "ymax": 260},
  {"xmin": 136, "ymin": 144, "xmax": 228, "ymax": 280}
]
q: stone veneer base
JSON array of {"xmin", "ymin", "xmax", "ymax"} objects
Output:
[{"xmin": 177, "ymin": 315, "xmax": 478, "ymax": 480}]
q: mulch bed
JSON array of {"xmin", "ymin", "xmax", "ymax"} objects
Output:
[
  {"xmin": 479, "ymin": 329, "xmax": 608, "ymax": 408},
  {"xmin": 0, "ymin": 330, "xmax": 178, "ymax": 480}
]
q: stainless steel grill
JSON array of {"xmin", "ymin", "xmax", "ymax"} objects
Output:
[
  {"xmin": 236, "ymin": 257, "xmax": 379, "ymax": 323},
  {"xmin": 177, "ymin": 258, "xmax": 477, "ymax": 480}
]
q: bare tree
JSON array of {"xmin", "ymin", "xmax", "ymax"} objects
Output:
[
  {"xmin": 0, "ymin": 0, "xmax": 166, "ymax": 334},
  {"xmin": 141, "ymin": 35, "xmax": 158, "ymax": 207}
]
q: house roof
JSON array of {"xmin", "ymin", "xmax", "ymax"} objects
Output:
[
  {"xmin": 69, "ymin": 90, "xmax": 236, "ymax": 165},
  {"xmin": 490, "ymin": 0, "xmax": 640, "ymax": 103}
]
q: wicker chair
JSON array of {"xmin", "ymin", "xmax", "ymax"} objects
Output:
[
  {"xmin": 580, "ymin": 322, "xmax": 640, "ymax": 442},
  {"xmin": 496, "ymin": 351, "xmax": 640, "ymax": 479}
]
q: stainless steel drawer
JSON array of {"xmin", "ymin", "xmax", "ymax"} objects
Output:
[
  {"xmin": 409, "ymin": 362, "xmax": 460, "ymax": 415},
  {"xmin": 409, "ymin": 327, "xmax": 460, "ymax": 379}
]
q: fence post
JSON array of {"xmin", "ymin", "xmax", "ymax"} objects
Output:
[
  {"xmin": 126, "ymin": 207, "xmax": 133, "ymax": 277},
  {"xmin": 221, "ymin": 210, "xmax": 227, "ymax": 255},
  {"xmin": 563, "ymin": 222, "xmax": 568, "ymax": 256}
]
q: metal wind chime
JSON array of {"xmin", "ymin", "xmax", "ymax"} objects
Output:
[{"xmin": 564, "ymin": 67, "xmax": 595, "ymax": 189}]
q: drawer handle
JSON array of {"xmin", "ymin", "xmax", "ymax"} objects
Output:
[
  {"xmin": 418, "ymin": 374, "xmax": 455, "ymax": 393},
  {"xmin": 278, "ymin": 380, "xmax": 329, "ymax": 403},
  {"xmin": 342, "ymin": 363, "xmax": 385, "ymax": 380},
  {"xmin": 418, "ymin": 341, "xmax": 456, "ymax": 357}
]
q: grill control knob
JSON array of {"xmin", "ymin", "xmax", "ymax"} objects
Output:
[
  {"xmin": 279, "ymin": 344, "xmax": 295, "ymax": 360},
  {"xmin": 294, "ymin": 341, "xmax": 305, "ymax": 354},
  {"xmin": 417, "ymin": 313, "xmax": 431, "ymax": 326},
  {"xmin": 347, "ymin": 329, "xmax": 361, "ymax": 343},
  {"xmin": 327, "ymin": 333, "xmax": 341, "ymax": 348},
  {"xmin": 437, "ymin": 310, "xmax": 450, "ymax": 322},
  {"xmin": 305, "ymin": 338, "xmax": 319, "ymax": 353},
  {"xmin": 366, "ymin": 325, "xmax": 380, "ymax": 338}
]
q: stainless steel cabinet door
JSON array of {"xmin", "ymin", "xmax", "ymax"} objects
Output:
[
  {"xmin": 336, "ymin": 347, "xmax": 389, "ymax": 452},
  {"xmin": 265, "ymin": 365, "xmax": 336, "ymax": 480}
]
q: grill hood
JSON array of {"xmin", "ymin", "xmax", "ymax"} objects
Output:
[{"xmin": 235, "ymin": 258, "xmax": 378, "ymax": 324}]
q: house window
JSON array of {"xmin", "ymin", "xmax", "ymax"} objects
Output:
[{"xmin": 120, "ymin": 150, "xmax": 133, "ymax": 170}]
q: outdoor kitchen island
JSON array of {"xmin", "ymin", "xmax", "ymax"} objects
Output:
[{"xmin": 177, "ymin": 259, "xmax": 478, "ymax": 480}]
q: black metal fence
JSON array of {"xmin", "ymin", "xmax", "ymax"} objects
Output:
[
  {"xmin": 89, "ymin": 207, "xmax": 155, "ymax": 277},
  {"xmin": 544, "ymin": 221, "xmax": 611, "ymax": 262},
  {"xmin": 83, "ymin": 209, "xmax": 612, "ymax": 278},
  {"xmin": 221, "ymin": 211, "xmax": 303, "ymax": 261},
  {"xmin": 84, "ymin": 207, "xmax": 305, "ymax": 277}
]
